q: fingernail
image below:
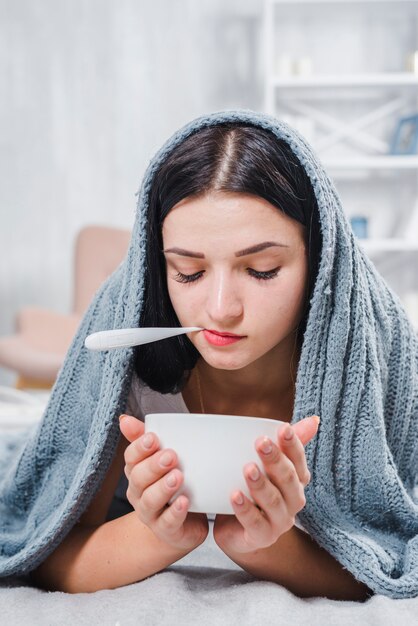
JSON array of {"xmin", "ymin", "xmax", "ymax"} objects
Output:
[
  {"xmin": 142, "ymin": 433, "xmax": 153, "ymax": 449},
  {"xmin": 260, "ymin": 438, "xmax": 273, "ymax": 454},
  {"xmin": 312, "ymin": 415, "xmax": 320, "ymax": 426},
  {"xmin": 119, "ymin": 414, "xmax": 128, "ymax": 423},
  {"xmin": 165, "ymin": 472, "xmax": 177, "ymax": 488},
  {"xmin": 249, "ymin": 465, "xmax": 260, "ymax": 481},
  {"xmin": 284, "ymin": 425, "xmax": 294, "ymax": 440},
  {"xmin": 160, "ymin": 451, "xmax": 174, "ymax": 467},
  {"xmin": 234, "ymin": 492, "xmax": 244, "ymax": 506}
]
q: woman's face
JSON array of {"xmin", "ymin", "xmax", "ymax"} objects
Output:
[{"xmin": 162, "ymin": 192, "xmax": 308, "ymax": 371}]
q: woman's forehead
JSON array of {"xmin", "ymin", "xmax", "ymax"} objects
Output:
[
  {"xmin": 163, "ymin": 197, "xmax": 305, "ymax": 258},
  {"xmin": 162, "ymin": 192, "xmax": 306, "ymax": 249}
]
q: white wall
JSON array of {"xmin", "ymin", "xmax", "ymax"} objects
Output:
[{"xmin": 0, "ymin": 0, "xmax": 261, "ymax": 384}]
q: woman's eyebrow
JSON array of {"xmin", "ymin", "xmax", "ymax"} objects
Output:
[{"xmin": 163, "ymin": 241, "xmax": 289, "ymax": 259}]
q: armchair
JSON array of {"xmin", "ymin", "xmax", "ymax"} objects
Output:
[{"xmin": 0, "ymin": 225, "xmax": 131, "ymax": 389}]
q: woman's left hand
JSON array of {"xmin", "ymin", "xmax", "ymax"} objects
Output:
[{"xmin": 213, "ymin": 415, "xmax": 319, "ymax": 555}]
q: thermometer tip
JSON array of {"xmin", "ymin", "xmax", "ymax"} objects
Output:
[{"xmin": 85, "ymin": 334, "xmax": 100, "ymax": 350}]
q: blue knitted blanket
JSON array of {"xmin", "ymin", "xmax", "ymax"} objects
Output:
[{"xmin": 1, "ymin": 109, "xmax": 417, "ymax": 598}]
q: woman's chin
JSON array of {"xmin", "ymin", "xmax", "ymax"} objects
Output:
[{"xmin": 197, "ymin": 348, "xmax": 252, "ymax": 371}]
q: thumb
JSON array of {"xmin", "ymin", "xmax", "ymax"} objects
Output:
[
  {"xmin": 291, "ymin": 415, "xmax": 320, "ymax": 447},
  {"xmin": 119, "ymin": 414, "xmax": 145, "ymax": 443}
]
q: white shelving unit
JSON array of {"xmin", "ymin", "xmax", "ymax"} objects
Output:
[{"xmin": 262, "ymin": 0, "xmax": 418, "ymax": 327}]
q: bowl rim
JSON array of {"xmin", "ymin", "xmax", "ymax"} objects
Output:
[{"xmin": 145, "ymin": 412, "xmax": 283, "ymax": 425}]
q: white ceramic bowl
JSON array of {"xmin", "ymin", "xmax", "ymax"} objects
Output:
[{"xmin": 145, "ymin": 412, "xmax": 286, "ymax": 515}]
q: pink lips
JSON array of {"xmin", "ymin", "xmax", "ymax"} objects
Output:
[{"xmin": 203, "ymin": 329, "xmax": 245, "ymax": 346}]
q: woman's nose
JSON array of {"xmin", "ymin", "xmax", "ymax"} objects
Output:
[{"xmin": 205, "ymin": 271, "xmax": 243, "ymax": 322}]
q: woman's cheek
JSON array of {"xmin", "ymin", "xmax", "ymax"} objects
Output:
[
  {"xmin": 169, "ymin": 285, "xmax": 201, "ymax": 325},
  {"xmin": 167, "ymin": 284, "xmax": 184, "ymax": 320},
  {"xmin": 262, "ymin": 281, "xmax": 304, "ymax": 329}
]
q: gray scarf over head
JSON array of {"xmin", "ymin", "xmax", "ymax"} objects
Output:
[{"xmin": 1, "ymin": 110, "xmax": 417, "ymax": 598}]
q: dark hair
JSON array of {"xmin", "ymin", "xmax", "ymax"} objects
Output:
[{"xmin": 134, "ymin": 122, "xmax": 322, "ymax": 393}]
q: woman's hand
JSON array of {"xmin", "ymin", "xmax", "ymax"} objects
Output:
[
  {"xmin": 213, "ymin": 415, "xmax": 320, "ymax": 555},
  {"xmin": 119, "ymin": 414, "xmax": 209, "ymax": 551}
]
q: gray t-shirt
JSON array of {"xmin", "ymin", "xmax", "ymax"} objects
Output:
[{"xmin": 105, "ymin": 374, "xmax": 191, "ymax": 521}]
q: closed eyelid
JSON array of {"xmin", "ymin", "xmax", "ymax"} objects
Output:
[{"xmin": 172, "ymin": 266, "xmax": 281, "ymax": 284}]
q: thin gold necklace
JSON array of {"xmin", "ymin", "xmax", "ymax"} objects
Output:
[
  {"xmin": 196, "ymin": 366, "xmax": 205, "ymax": 413},
  {"xmin": 196, "ymin": 341, "xmax": 297, "ymax": 417}
]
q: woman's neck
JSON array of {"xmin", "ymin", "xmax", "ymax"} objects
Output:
[{"xmin": 183, "ymin": 332, "xmax": 300, "ymax": 422}]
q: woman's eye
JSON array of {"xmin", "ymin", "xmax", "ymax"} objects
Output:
[
  {"xmin": 248, "ymin": 267, "xmax": 280, "ymax": 281},
  {"xmin": 174, "ymin": 271, "xmax": 204, "ymax": 284},
  {"xmin": 173, "ymin": 267, "xmax": 280, "ymax": 284}
]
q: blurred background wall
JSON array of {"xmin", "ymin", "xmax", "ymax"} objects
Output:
[
  {"xmin": 1, "ymin": 0, "xmax": 417, "ymax": 388},
  {"xmin": 0, "ymin": 0, "xmax": 262, "ymax": 385}
]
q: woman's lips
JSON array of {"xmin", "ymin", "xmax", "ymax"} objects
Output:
[{"xmin": 203, "ymin": 329, "xmax": 245, "ymax": 346}]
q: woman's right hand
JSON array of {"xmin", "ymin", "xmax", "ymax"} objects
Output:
[{"xmin": 119, "ymin": 414, "xmax": 209, "ymax": 551}]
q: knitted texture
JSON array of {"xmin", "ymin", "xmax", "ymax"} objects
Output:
[{"xmin": 1, "ymin": 109, "xmax": 417, "ymax": 597}]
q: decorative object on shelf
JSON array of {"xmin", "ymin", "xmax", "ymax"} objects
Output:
[
  {"xmin": 390, "ymin": 113, "xmax": 418, "ymax": 155},
  {"xmin": 406, "ymin": 51, "xmax": 418, "ymax": 75},
  {"xmin": 350, "ymin": 216, "xmax": 369, "ymax": 239},
  {"xmin": 294, "ymin": 56, "xmax": 313, "ymax": 76},
  {"xmin": 275, "ymin": 55, "xmax": 314, "ymax": 77}
]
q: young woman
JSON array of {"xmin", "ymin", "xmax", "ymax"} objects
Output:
[{"xmin": 4, "ymin": 111, "xmax": 417, "ymax": 600}]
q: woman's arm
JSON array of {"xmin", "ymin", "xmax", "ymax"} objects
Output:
[
  {"xmin": 30, "ymin": 424, "xmax": 202, "ymax": 593},
  {"xmin": 214, "ymin": 420, "xmax": 372, "ymax": 601},
  {"xmin": 220, "ymin": 525, "xmax": 373, "ymax": 601},
  {"xmin": 30, "ymin": 511, "xmax": 200, "ymax": 593}
]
